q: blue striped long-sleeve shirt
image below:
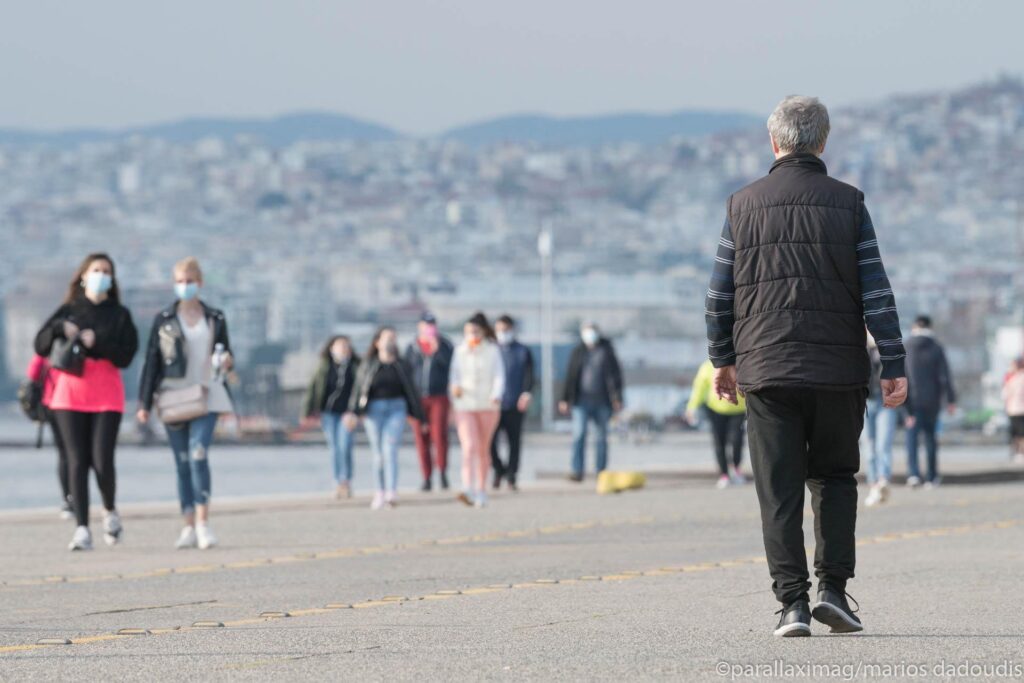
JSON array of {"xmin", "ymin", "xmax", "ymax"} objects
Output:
[{"xmin": 704, "ymin": 203, "xmax": 907, "ymax": 379}]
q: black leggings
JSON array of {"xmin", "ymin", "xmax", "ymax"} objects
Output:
[
  {"xmin": 46, "ymin": 410, "xmax": 70, "ymax": 503},
  {"xmin": 705, "ymin": 408, "xmax": 746, "ymax": 475},
  {"xmin": 51, "ymin": 410, "xmax": 122, "ymax": 526}
]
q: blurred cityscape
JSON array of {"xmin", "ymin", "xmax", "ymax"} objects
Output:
[{"xmin": 2, "ymin": 76, "xmax": 1023, "ymax": 430}]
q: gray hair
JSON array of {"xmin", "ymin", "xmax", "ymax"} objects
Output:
[{"xmin": 766, "ymin": 95, "xmax": 830, "ymax": 154}]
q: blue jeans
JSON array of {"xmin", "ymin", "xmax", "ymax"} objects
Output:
[
  {"xmin": 907, "ymin": 409, "xmax": 940, "ymax": 482},
  {"xmin": 321, "ymin": 413, "xmax": 355, "ymax": 484},
  {"xmin": 166, "ymin": 412, "xmax": 219, "ymax": 514},
  {"xmin": 862, "ymin": 398, "xmax": 898, "ymax": 484},
  {"xmin": 571, "ymin": 403, "xmax": 612, "ymax": 476},
  {"xmin": 364, "ymin": 398, "xmax": 407, "ymax": 493}
]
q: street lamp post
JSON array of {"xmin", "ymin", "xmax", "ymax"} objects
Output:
[{"xmin": 538, "ymin": 228, "xmax": 555, "ymax": 432}]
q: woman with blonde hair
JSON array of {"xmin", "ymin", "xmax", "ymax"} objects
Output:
[
  {"xmin": 138, "ymin": 257, "xmax": 234, "ymax": 550},
  {"xmin": 450, "ymin": 312, "xmax": 505, "ymax": 508},
  {"xmin": 34, "ymin": 253, "xmax": 138, "ymax": 551}
]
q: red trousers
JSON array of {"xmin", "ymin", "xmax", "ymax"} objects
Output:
[{"xmin": 411, "ymin": 395, "xmax": 450, "ymax": 479}]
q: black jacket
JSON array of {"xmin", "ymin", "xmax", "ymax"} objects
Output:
[
  {"xmin": 560, "ymin": 339, "xmax": 623, "ymax": 407},
  {"xmin": 348, "ymin": 356, "xmax": 425, "ymax": 421},
  {"xmin": 730, "ymin": 153, "xmax": 870, "ymax": 392},
  {"xmin": 35, "ymin": 296, "xmax": 138, "ymax": 369},
  {"xmin": 404, "ymin": 336, "xmax": 454, "ymax": 397},
  {"xmin": 905, "ymin": 333, "xmax": 956, "ymax": 415},
  {"xmin": 303, "ymin": 356, "xmax": 359, "ymax": 417},
  {"xmin": 138, "ymin": 301, "xmax": 231, "ymax": 411}
]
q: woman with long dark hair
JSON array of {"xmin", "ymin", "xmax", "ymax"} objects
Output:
[
  {"xmin": 137, "ymin": 257, "xmax": 234, "ymax": 550},
  {"xmin": 346, "ymin": 326, "xmax": 423, "ymax": 509},
  {"xmin": 34, "ymin": 253, "xmax": 138, "ymax": 551},
  {"xmin": 304, "ymin": 335, "xmax": 360, "ymax": 498}
]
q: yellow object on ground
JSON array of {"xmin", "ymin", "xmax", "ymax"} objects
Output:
[{"xmin": 596, "ymin": 471, "xmax": 647, "ymax": 494}]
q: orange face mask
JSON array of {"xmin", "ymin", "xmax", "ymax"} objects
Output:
[{"xmin": 467, "ymin": 337, "xmax": 481, "ymax": 349}]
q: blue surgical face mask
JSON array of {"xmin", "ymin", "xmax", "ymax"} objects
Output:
[
  {"xmin": 581, "ymin": 328, "xmax": 599, "ymax": 346},
  {"xmin": 175, "ymin": 282, "xmax": 199, "ymax": 301},
  {"xmin": 84, "ymin": 272, "xmax": 112, "ymax": 295}
]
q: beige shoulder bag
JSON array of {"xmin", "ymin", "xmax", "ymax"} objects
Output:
[{"xmin": 157, "ymin": 384, "xmax": 209, "ymax": 424}]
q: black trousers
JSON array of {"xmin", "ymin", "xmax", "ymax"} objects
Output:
[
  {"xmin": 745, "ymin": 388, "xmax": 865, "ymax": 605},
  {"xmin": 46, "ymin": 409, "xmax": 70, "ymax": 502},
  {"xmin": 704, "ymin": 407, "xmax": 745, "ymax": 475},
  {"xmin": 51, "ymin": 410, "xmax": 122, "ymax": 527},
  {"xmin": 490, "ymin": 408, "xmax": 525, "ymax": 483}
]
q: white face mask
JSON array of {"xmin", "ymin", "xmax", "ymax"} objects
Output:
[
  {"xmin": 496, "ymin": 330, "xmax": 514, "ymax": 345},
  {"xmin": 581, "ymin": 328, "xmax": 599, "ymax": 346}
]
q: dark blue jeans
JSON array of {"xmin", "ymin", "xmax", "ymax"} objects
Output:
[
  {"xmin": 571, "ymin": 403, "xmax": 612, "ymax": 476},
  {"xmin": 906, "ymin": 409, "xmax": 940, "ymax": 482}
]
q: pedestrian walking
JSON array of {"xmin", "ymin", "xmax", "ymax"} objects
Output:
[
  {"xmin": 862, "ymin": 336, "xmax": 899, "ymax": 507},
  {"xmin": 404, "ymin": 313, "xmax": 454, "ymax": 491},
  {"xmin": 1002, "ymin": 357, "xmax": 1024, "ymax": 464},
  {"xmin": 25, "ymin": 354, "xmax": 72, "ymax": 518},
  {"xmin": 490, "ymin": 315, "xmax": 534, "ymax": 491},
  {"xmin": 304, "ymin": 335, "xmax": 360, "ymax": 498},
  {"xmin": 34, "ymin": 253, "xmax": 139, "ymax": 551},
  {"xmin": 137, "ymin": 257, "xmax": 234, "ymax": 550},
  {"xmin": 558, "ymin": 323, "xmax": 623, "ymax": 482},
  {"xmin": 685, "ymin": 358, "xmax": 747, "ymax": 489},
  {"xmin": 704, "ymin": 96, "xmax": 907, "ymax": 636},
  {"xmin": 904, "ymin": 315, "xmax": 956, "ymax": 488}
]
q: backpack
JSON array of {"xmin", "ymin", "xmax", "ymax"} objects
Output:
[{"xmin": 17, "ymin": 380, "xmax": 47, "ymax": 448}]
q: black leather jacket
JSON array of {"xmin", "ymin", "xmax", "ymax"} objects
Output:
[
  {"xmin": 138, "ymin": 301, "xmax": 231, "ymax": 411},
  {"xmin": 347, "ymin": 356, "xmax": 425, "ymax": 421}
]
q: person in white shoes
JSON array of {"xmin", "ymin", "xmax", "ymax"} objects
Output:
[
  {"xmin": 137, "ymin": 257, "xmax": 234, "ymax": 550},
  {"xmin": 33, "ymin": 253, "xmax": 139, "ymax": 551},
  {"xmin": 862, "ymin": 337, "xmax": 898, "ymax": 508}
]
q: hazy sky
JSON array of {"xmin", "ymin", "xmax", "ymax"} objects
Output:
[{"xmin": 3, "ymin": 0, "xmax": 1022, "ymax": 134}]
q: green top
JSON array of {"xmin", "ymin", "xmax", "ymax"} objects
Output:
[{"xmin": 686, "ymin": 359, "xmax": 746, "ymax": 416}]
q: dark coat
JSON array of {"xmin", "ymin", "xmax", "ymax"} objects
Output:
[
  {"xmin": 138, "ymin": 301, "xmax": 231, "ymax": 411},
  {"xmin": 303, "ymin": 356, "xmax": 359, "ymax": 417},
  {"xmin": 905, "ymin": 333, "xmax": 956, "ymax": 415},
  {"xmin": 560, "ymin": 339, "xmax": 623, "ymax": 407},
  {"xmin": 35, "ymin": 296, "xmax": 138, "ymax": 369},
  {"xmin": 348, "ymin": 356, "xmax": 425, "ymax": 421},
  {"xmin": 404, "ymin": 336, "xmax": 454, "ymax": 397},
  {"xmin": 729, "ymin": 153, "xmax": 870, "ymax": 392}
]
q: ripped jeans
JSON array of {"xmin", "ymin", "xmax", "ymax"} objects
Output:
[{"xmin": 166, "ymin": 412, "xmax": 219, "ymax": 514}]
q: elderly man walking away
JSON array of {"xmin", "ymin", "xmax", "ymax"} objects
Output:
[{"xmin": 705, "ymin": 96, "xmax": 908, "ymax": 637}]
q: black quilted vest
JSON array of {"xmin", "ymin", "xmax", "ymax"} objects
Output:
[{"xmin": 729, "ymin": 153, "xmax": 870, "ymax": 392}]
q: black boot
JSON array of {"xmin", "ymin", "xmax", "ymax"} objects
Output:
[
  {"xmin": 421, "ymin": 479, "xmax": 432, "ymax": 492},
  {"xmin": 773, "ymin": 599, "xmax": 811, "ymax": 637},
  {"xmin": 811, "ymin": 586, "xmax": 862, "ymax": 634},
  {"xmin": 439, "ymin": 471, "xmax": 450, "ymax": 490}
]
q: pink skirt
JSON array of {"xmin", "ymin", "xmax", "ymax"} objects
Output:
[{"xmin": 47, "ymin": 358, "xmax": 125, "ymax": 413}]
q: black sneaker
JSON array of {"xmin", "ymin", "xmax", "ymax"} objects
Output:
[
  {"xmin": 811, "ymin": 586, "xmax": 863, "ymax": 634},
  {"xmin": 440, "ymin": 472, "xmax": 450, "ymax": 490},
  {"xmin": 508, "ymin": 479, "xmax": 519, "ymax": 492},
  {"xmin": 773, "ymin": 599, "xmax": 811, "ymax": 637},
  {"xmin": 420, "ymin": 479, "xmax": 432, "ymax": 493}
]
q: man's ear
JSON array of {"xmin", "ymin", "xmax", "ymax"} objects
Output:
[{"xmin": 770, "ymin": 134, "xmax": 781, "ymax": 156}]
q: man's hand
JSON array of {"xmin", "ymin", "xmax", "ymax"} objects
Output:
[
  {"xmin": 880, "ymin": 377, "xmax": 908, "ymax": 408},
  {"xmin": 713, "ymin": 366, "xmax": 739, "ymax": 405},
  {"xmin": 517, "ymin": 393, "xmax": 532, "ymax": 412}
]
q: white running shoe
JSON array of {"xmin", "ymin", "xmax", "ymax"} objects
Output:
[
  {"xmin": 103, "ymin": 510, "xmax": 123, "ymax": 546},
  {"xmin": 175, "ymin": 526, "xmax": 198, "ymax": 550},
  {"xmin": 370, "ymin": 491, "xmax": 386, "ymax": 510},
  {"xmin": 69, "ymin": 526, "xmax": 93, "ymax": 551},
  {"xmin": 196, "ymin": 524, "xmax": 218, "ymax": 550},
  {"xmin": 864, "ymin": 485, "xmax": 882, "ymax": 508},
  {"xmin": 728, "ymin": 468, "xmax": 747, "ymax": 486},
  {"xmin": 715, "ymin": 475, "xmax": 731, "ymax": 489},
  {"xmin": 877, "ymin": 480, "xmax": 891, "ymax": 503},
  {"xmin": 906, "ymin": 475, "xmax": 922, "ymax": 489},
  {"xmin": 474, "ymin": 491, "xmax": 488, "ymax": 508},
  {"xmin": 59, "ymin": 501, "xmax": 74, "ymax": 521}
]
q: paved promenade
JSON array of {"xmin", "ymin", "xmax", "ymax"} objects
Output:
[{"xmin": 2, "ymin": 436, "xmax": 1024, "ymax": 680}]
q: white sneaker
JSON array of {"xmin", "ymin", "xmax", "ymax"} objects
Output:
[
  {"xmin": 370, "ymin": 491, "xmax": 386, "ymax": 510},
  {"xmin": 906, "ymin": 476, "xmax": 922, "ymax": 489},
  {"xmin": 196, "ymin": 524, "xmax": 218, "ymax": 550},
  {"xmin": 175, "ymin": 526, "xmax": 197, "ymax": 550},
  {"xmin": 384, "ymin": 491, "xmax": 398, "ymax": 509},
  {"xmin": 715, "ymin": 475, "xmax": 731, "ymax": 489},
  {"xmin": 68, "ymin": 526, "xmax": 93, "ymax": 551},
  {"xmin": 102, "ymin": 510, "xmax": 123, "ymax": 546},
  {"xmin": 923, "ymin": 478, "xmax": 940, "ymax": 490},
  {"xmin": 59, "ymin": 500, "xmax": 73, "ymax": 521},
  {"xmin": 728, "ymin": 468, "xmax": 747, "ymax": 485},
  {"xmin": 864, "ymin": 485, "xmax": 882, "ymax": 508},
  {"xmin": 877, "ymin": 480, "xmax": 891, "ymax": 503},
  {"xmin": 474, "ymin": 491, "xmax": 488, "ymax": 508}
]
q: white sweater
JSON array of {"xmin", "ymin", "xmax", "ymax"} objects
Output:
[{"xmin": 449, "ymin": 340, "xmax": 505, "ymax": 412}]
